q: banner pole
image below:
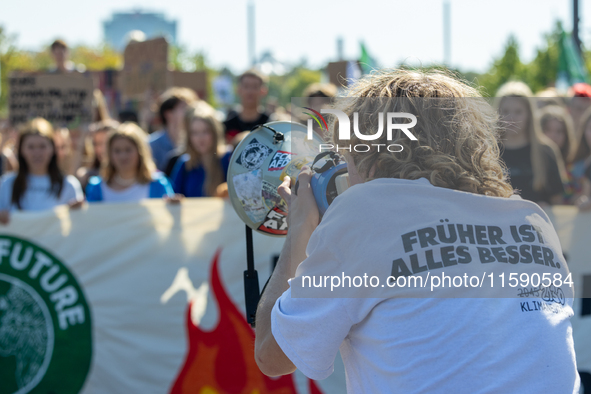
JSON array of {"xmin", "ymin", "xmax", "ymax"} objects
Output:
[{"xmin": 244, "ymin": 225, "xmax": 260, "ymax": 327}]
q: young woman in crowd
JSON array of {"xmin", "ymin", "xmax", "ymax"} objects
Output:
[
  {"xmin": 0, "ymin": 118, "xmax": 84, "ymax": 223},
  {"xmin": 85, "ymin": 122, "xmax": 175, "ymax": 203},
  {"xmin": 54, "ymin": 127, "xmax": 75, "ymax": 175},
  {"xmin": 497, "ymin": 81, "xmax": 566, "ymax": 205},
  {"xmin": 538, "ymin": 105, "xmax": 578, "ymax": 204},
  {"xmin": 170, "ymin": 104, "xmax": 231, "ymax": 198},
  {"xmin": 76, "ymin": 120, "xmax": 119, "ymax": 189},
  {"xmin": 0, "ymin": 120, "xmax": 19, "ymax": 175},
  {"xmin": 571, "ymin": 107, "xmax": 591, "ymax": 210},
  {"xmin": 161, "ymin": 99, "xmax": 218, "ymax": 177}
]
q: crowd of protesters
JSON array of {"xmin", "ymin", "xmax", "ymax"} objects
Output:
[
  {"xmin": 1, "ymin": 39, "xmax": 591, "ymax": 223},
  {"xmin": 496, "ymin": 81, "xmax": 591, "ymax": 209}
]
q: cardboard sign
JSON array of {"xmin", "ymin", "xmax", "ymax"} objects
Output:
[
  {"xmin": 171, "ymin": 71, "xmax": 208, "ymax": 100},
  {"xmin": 327, "ymin": 61, "xmax": 349, "ymax": 88},
  {"xmin": 121, "ymin": 37, "xmax": 170, "ymax": 98},
  {"xmin": 8, "ymin": 73, "xmax": 94, "ymax": 126},
  {"xmin": 212, "ymin": 75, "xmax": 234, "ymax": 105},
  {"xmin": 90, "ymin": 69, "xmax": 120, "ymax": 120}
]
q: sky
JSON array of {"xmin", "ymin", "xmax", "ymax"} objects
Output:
[{"xmin": 0, "ymin": 0, "xmax": 589, "ymax": 74}]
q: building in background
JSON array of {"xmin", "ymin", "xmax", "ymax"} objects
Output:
[{"xmin": 104, "ymin": 10, "xmax": 177, "ymax": 50}]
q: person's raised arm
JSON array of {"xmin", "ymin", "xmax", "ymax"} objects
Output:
[{"xmin": 254, "ymin": 169, "xmax": 319, "ymax": 376}]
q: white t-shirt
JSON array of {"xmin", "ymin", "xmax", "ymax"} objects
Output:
[
  {"xmin": 100, "ymin": 182, "xmax": 150, "ymax": 203},
  {"xmin": 271, "ymin": 177, "xmax": 579, "ymax": 393},
  {"xmin": 0, "ymin": 173, "xmax": 83, "ymax": 211}
]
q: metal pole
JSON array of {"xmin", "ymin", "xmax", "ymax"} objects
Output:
[
  {"xmin": 443, "ymin": 1, "xmax": 451, "ymax": 66},
  {"xmin": 247, "ymin": 1, "xmax": 256, "ymax": 66},
  {"xmin": 243, "ymin": 225, "xmax": 260, "ymax": 327},
  {"xmin": 573, "ymin": 0, "xmax": 582, "ymax": 56}
]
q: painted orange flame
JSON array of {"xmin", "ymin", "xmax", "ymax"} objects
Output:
[{"xmin": 170, "ymin": 249, "xmax": 324, "ymax": 394}]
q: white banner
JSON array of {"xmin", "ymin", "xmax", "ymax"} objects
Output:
[
  {"xmin": 0, "ymin": 199, "xmax": 344, "ymax": 394},
  {"xmin": 546, "ymin": 207, "xmax": 591, "ymax": 382}
]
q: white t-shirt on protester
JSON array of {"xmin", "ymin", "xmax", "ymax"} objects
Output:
[
  {"xmin": 0, "ymin": 173, "xmax": 83, "ymax": 211},
  {"xmin": 100, "ymin": 182, "xmax": 150, "ymax": 203},
  {"xmin": 271, "ymin": 177, "xmax": 579, "ymax": 394}
]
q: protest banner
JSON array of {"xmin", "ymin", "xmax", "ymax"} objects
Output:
[
  {"xmin": 121, "ymin": 37, "xmax": 170, "ymax": 99},
  {"xmin": 0, "ymin": 201, "xmax": 588, "ymax": 393},
  {"xmin": 0, "ymin": 199, "xmax": 343, "ymax": 394},
  {"xmin": 545, "ymin": 207, "xmax": 591, "ymax": 384},
  {"xmin": 8, "ymin": 73, "xmax": 94, "ymax": 126}
]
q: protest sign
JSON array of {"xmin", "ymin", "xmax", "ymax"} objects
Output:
[
  {"xmin": 171, "ymin": 71, "xmax": 207, "ymax": 99},
  {"xmin": 327, "ymin": 61, "xmax": 349, "ymax": 87},
  {"xmin": 121, "ymin": 37, "xmax": 170, "ymax": 98},
  {"xmin": 8, "ymin": 73, "xmax": 94, "ymax": 126}
]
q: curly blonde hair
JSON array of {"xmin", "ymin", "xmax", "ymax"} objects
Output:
[{"xmin": 329, "ymin": 69, "xmax": 513, "ymax": 197}]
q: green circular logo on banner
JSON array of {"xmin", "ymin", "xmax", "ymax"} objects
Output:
[{"xmin": 0, "ymin": 236, "xmax": 92, "ymax": 394}]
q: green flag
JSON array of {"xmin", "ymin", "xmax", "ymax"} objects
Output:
[
  {"xmin": 556, "ymin": 26, "xmax": 588, "ymax": 91},
  {"xmin": 359, "ymin": 42, "xmax": 377, "ymax": 75}
]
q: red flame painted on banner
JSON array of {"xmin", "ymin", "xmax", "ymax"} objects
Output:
[{"xmin": 169, "ymin": 249, "xmax": 324, "ymax": 394}]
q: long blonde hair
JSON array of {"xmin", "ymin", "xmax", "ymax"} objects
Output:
[
  {"xmin": 573, "ymin": 106, "xmax": 591, "ymax": 163},
  {"xmin": 54, "ymin": 127, "xmax": 74, "ymax": 175},
  {"xmin": 496, "ymin": 81, "xmax": 567, "ymax": 192},
  {"xmin": 102, "ymin": 122, "xmax": 155, "ymax": 184},
  {"xmin": 539, "ymin": 105, "xmax": 576, "ymax": 164},
  {"xmin": 330, "ymin": 69, "xmax": 513, "ymax": 197},
  {"xmin": 184, "ymin": 103, "xmax": 225, "ymax": 196}
]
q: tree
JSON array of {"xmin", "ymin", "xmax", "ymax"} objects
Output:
[
  {"xmin": 70, "ymin": 44, "xmax": 122, "ymax": 70},
  {"xmin": 524, "ymin": 22, "xmax": 562, "ymax": 93},
  {"xmin": 0, "ymin": 25, "xmax": 18, "ymax": 117},
  {"xmin": 478, "ymin": 35, "xmax": 525, "ymax": 96},
  {"xmin": 266, "ymin": 66, "xmax": 321, "ymax": 107},
  {"xmin": 169, "ymin": 45, "xmax": 219, "ymax": 106}
]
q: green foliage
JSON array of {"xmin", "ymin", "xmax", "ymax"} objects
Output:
[
  {"xmin": 0, "ymin": 26, "xmax": 17, "ymax": 117},
  {"xmin": 169, "ymin": 45, "xmax": 219, "ymax": 106},
  {"xmin": 477, "ymin": 35, "xmax": 525, "ymax": 96},
  {"xmin": 267, "ymin": 67, "xmax": 322, "ymax": 106},
  {"xmin": 70, "ymin": 44, "xmax": 122, "ymax": 70},
  {"xmin": 477, "ymin": 21, "xmax": 581, "ymax": 96},
  {"xmin": 525, "ymin": 23, "xmax": 561, "ymax": 92}
]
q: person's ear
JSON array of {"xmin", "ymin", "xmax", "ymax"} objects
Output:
[
  {"xmin": 345, "ymin": 154, "xmax": 364, "ymax": 186},
  {"xmin": 260, "ymin": 86, "xmax": 268, "ymax": 97}
]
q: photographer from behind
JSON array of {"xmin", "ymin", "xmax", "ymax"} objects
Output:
[{"xmin": 253, "ymin": 70, "xmax": 579, "ymax": 393}]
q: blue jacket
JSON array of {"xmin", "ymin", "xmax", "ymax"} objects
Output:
[
  {"xmin": 171, "ymin": 152, "xmax": 231, "ymax": 197},
  {"xmin": 86, "ymin": 173, "xmax": 174, "ymax": 202}
]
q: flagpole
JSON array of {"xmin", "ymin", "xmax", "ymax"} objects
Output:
[
  {"xmin": 247, "ymin": 1, "xmax": 256, "ymax": 66},
  {"xmin": 443, "ymin": 0, "xmax": 451, "ymax": 66},
  {"xmin": 573, "ymin": 0, "xmax": 582, "ymax": 57}
]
